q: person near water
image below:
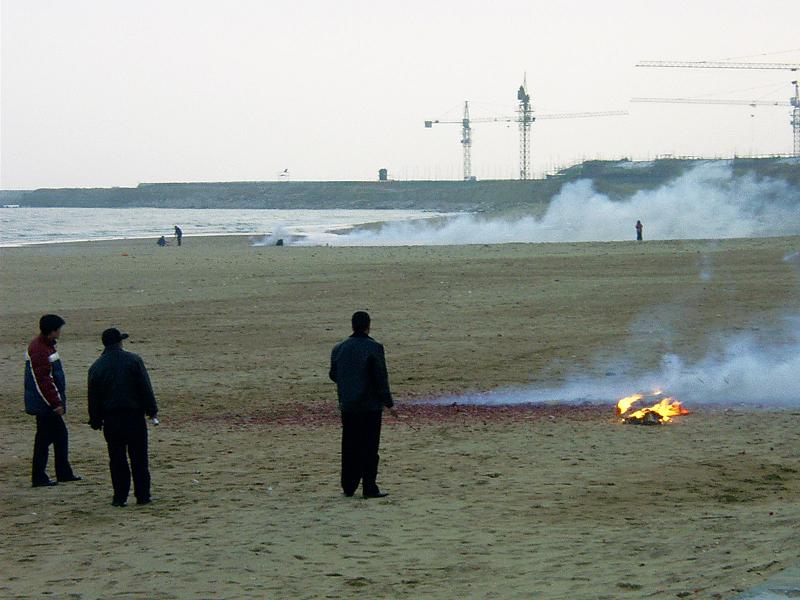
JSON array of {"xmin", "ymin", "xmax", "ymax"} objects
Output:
[
  {"xmin": 329, "ymin": 311, "xmax": 397, "ymax": 499},
  {"xmin": 88, "ymin": 328, "xmax": 158, "ymax": 507},
  {"xmin": 25, "ymin": 314, "xmax": 82, "ymax": 487},
  {"xmin": 174, "ymin": 225, "xmax": 182, "ymax": 246},
  {"xmin": 157, "ymin": 235, "xmax": 167, "ymax": 247},
  {"xmin": 636, "ymin": 220, "xmax": 643, "ymax": 241}
]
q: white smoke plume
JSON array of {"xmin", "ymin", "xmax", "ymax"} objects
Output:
[
  {"xmin": 322, "ymin": 162, "xmax": 799, "ymax": 246},
  {"xmin": 428, "ymin": 249, "xmax": 800, "ymax": 408},
  {"xmin": 250, "ymin": 226, "xmax": 290, "ymax": 247},
  {"xmin": 428, "ymin": 318, "xmax": 800, "ymax": 408}
]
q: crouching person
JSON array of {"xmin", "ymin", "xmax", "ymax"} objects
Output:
[{"xmin": 88, "ymin": 328, "xmax": 158, "ymax": 507}]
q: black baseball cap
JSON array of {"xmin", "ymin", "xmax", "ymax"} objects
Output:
[{"xmin": 101, "ymin": 328, "xmax": 129, "ymax": 347}]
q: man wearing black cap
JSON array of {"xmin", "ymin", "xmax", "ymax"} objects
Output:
[
  {"xmin": 25, "ymin": 314, "xmax": 81, "ymax": 487},
  {"xmin": 88, "ymin": 328, "xmax": 158, "ymax": 507},
  {"xmin": 329, "ymin": 311, "xmax": 397, "ymax": 499}
]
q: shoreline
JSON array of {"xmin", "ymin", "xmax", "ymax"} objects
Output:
[
  {"xmin": 0, "ymin": 230, "xmax": 305, "ymax": 249},
  {"xmin": 0, "ymin": 206, "xmax": 458, "ymax": 248},
  {"xmin": 3, "ymin": 230, "xmax": 800, "ymax": 251}
]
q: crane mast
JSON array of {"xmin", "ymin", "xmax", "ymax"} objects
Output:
[
  {"xmin": 792, "ymin": 80, "xmax": 800, "ymax": 156},
  {"xmin": 461, "ymin": 101, "xmax": 473, "ymax": 180},
  {"xmin": 517, "ymin": 75, "xmax": 533, "ymax": 180}
]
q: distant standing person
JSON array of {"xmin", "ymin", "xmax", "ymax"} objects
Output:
[
  {"xmin": 25, "ymin": 314, "xmax": 81, "ymax": 487},
  {"xmin": 174, "ymin": 225, "xmax": 182, "ymax": 246},
  {"xmin": 636, "ymin": 219, "xmax": 643, "ymax": 241},
  {"xmin": 329, "ymin": 311, "xmax": 397, "ymax": 499},
  {"xmin": 88, "ymin": 328, "xmax": 158, "ymax": 507}
]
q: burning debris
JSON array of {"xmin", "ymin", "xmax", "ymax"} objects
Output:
[{"xmin": 616, "ymin": 391, "xmax": 689, "ymax": 425}]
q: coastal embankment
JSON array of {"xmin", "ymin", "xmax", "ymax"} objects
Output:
[{"xmin": 4, "ymin": 157, "xmax": 799, "ymax": 214}]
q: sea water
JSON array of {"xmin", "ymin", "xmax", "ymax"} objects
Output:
[{"xmin": 0, "ymin": 207, "xmax": 450, "ymax": 247}]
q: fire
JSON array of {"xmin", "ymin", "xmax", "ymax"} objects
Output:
[{"xmin": 616, "ymin": 390, "xmax": 689, "ymax": 424}]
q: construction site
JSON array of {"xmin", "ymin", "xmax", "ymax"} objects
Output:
[
  {"xmin": 422, "ymin": 60, "xmax": 799, "ymax": 184},
  {"xmin": 3, "ymin": 58, "xmax": 799, "ymax": 213}
]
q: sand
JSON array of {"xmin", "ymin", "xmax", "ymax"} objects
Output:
[{"xmin": 1, "ymin": 235, "xmax": 799, "ymax": 599}]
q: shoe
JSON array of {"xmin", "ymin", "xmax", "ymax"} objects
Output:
[
  {"xmin": 343, "ymin": 492, "xmax": 354, "ymax": 497},
  {"xmin": 136, "ymin": 498, "xmax": 152, "ymax": 506},
  {"xmin": 111, "ymin": 499, "xmax": 127, "ymax": 507},
  {"xmin": 32, "ymin": 479, "xmax": 57, "ymax": 488},
  {"xmin": 58, "ymin": 475, "xmax": 83, "ymax": 483},
  {"xmin": 362, "ymin": 490, "xmax": 389, "ymax": 499}
]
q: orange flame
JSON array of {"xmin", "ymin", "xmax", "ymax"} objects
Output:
[{"xmin": 616, "ymin": 391, "xmax": 689, "ymax": 423}]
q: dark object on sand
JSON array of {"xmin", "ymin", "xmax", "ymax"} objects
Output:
[
  {"xmin": 275, "ymin": 238, "xmax": 284, "ymax": 246},
  {"xmin": 625, "ymin": 411, "xmax": 662, "ymax": 426}
]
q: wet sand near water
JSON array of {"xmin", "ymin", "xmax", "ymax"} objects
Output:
[{"xmin": 1, "ymin": 235, "xmax": 799, "ymax": 598}]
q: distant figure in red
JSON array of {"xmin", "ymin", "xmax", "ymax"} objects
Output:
[{"xmin": 635, "ymin": 220, "xmax": 643, "ymax": 241}]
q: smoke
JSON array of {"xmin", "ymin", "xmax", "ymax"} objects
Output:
[
  {"xmin": 320, "ymin": 162, "xmax": 800, "ymax": 246},
  {"xmin": 250, "ymin": 226, "xmax": 290, "ymax": 247},
  {"xmin": 429, "ymin": 317, "xmax": 800, "ymax": 408},
  {"xmin": 427, "ymin": 247, "xmax": 800, "ymax": 409},
  {"xmin": 655, "ymin": 321, "xmax": 800, "ymax": 406}
]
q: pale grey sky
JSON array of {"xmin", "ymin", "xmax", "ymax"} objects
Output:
[{"xmin": 2, "ymin": 0, "xmax": 799, "ymax": 189}]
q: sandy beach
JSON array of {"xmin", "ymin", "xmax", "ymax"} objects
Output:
[{"xmin": 1, "ymin": 235, "xmax": 799, "ymax": 599}]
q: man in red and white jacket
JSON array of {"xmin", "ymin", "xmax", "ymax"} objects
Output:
[{"xmin": 25, "ymin": 314, "xmax": 81, "ymax": 487}]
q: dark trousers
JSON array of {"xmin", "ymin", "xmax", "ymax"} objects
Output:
[
  {"xmin": 341, "ymin": 411, "xmax": 382, "ymax": 495},
  {"xmin": 32, "ymin": 413, "xmax": 75, "ymax": 484},
  {"xmin": 103, "ymin": 413, "xmax": 150, "ymax": 502},
  {"xmin": 637, "ymin": 231, "xmax": 643, "ymax": 241}
]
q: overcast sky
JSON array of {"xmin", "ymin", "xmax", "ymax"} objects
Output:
[{"xmin": 2, "ymin": 0, "xmax": 799, "ymax": 189}]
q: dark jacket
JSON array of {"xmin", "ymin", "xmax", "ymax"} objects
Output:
[
  {"xmin": 329, "ymin": 332, "xmax": 393, "ymax": 413},
  {"xmin": 24, "ymin": 335, "xmax": 66, "ymax": 415},
  {"xmin": 87, "ymin": 346, "xmax": 158, "ymax": 427}
]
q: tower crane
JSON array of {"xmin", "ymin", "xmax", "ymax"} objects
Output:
[
  {"xmin": 517, "ymin": 75, "xmax": 533, "ymax": 180},
  {"xmin": 424, "ymin": 101, "xmax": 476, "ymax": 180},
  {"xmin": 425, "ymin": 77, "xmax": 626, "ymax": 180},
  {"xmin": 636, "ymin": 60, "xmax": 800, "ymax": 156}
]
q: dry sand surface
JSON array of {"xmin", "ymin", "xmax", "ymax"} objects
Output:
[{"xmin": 1, "ymin": 235, "xmax": 799, "ymax": 599}]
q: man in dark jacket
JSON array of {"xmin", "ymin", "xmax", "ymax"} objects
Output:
[
  {"xmin": 25, "ymin": 314, "xmax": 81, "ymax": 487},
  {"xmin": 329, "ymin": 311, "xmax": 397, "ymax": 498},
  {"xmin": 88, "ymin": 328, "xmax": 158, "ymax": 507}
]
